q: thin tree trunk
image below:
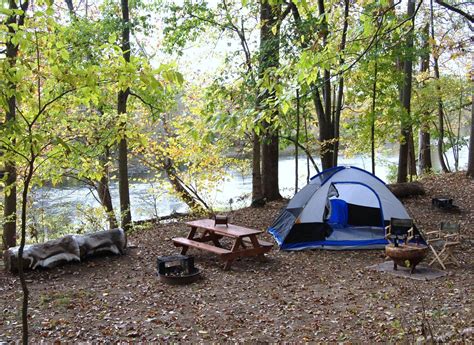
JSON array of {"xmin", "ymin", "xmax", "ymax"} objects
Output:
[
  {"xmin": 430, "ymin": 0, "xmax": 449, "ymax": 173},
  {"xmin": 96, "ymin": 149, "xmax": 118, "ymax": 229},
  {"xmin": 419, "ymin": 128, "xmax": 432, "ymax": 173},
  {"xmin": 295, "ymin": 89, "xmax": 300, "ymax": 194},
  {"xmin": 283, "ymin": 136, "xmax": 320, "ymax": 173},
  {"xmin": 319, "ymin": 0, "xmax": 334, "ymax": 170},
  {"xmin": 2, "ymin": 0, "xmax": 28, "ymax": 249},
  {"xmin": 332, "ymin": 0, "xmax": 349, "ymax": 168},
  {"xmin": 418, "ymin": 22, "xmax": 432, "ymax": 174},
  {"xmin": 397, "ymin": 0, "xmax": 416, "ymax": 183},
  {"xmin": 454, "ymin": 88, "xmax": 463, "ymax": 171},
  {"xmin": 3, "ymin": 86, "xmax": 17, "ymax": 249},
  {"xmin": 118, "ymin": 0, "xmax": 132, "ymax": 231},
  {"xmin": 64, "ymin": 0, "xmax": 75, "ymax": 16},
  {"xmin": 304, "ymin": 111, "xmax": 310, "ymax": 183},
  {"xmin": 251, "ymin": 131, "xmax": 263, "ymax": 205},
  {"xmin": 164, "ymin": 159, "xmax": 208, "ymax": 213},
  {"xmin": 407, "ymin": 129, "xmax": 417, "ymax": 181},
  {"xmin": 370, "ymin": 43, "xmax": 379, "ymax": 175},
  {"xmin": 97, "ymin": 175, "xmax": 117, "ymax": 229},
  {"xmin": 290, "ymin": 0, "xmax": 335, "ymax": 171},
  {"xmin": 18, "ymin": 160, "xmax": 34, "ymax": 345},
  {"xmin": 467, "ymin": 90, "xmax": 474, "ymax": 178}
]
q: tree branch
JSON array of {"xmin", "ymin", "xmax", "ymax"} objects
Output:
[
  {"xmin": 31, "ymin": 88, "xmax": 76, "ymax": 127},
  {"xmin": 281, "ymin": 136, "xmax": 321, "ymax": 173},
  {"xmin": 434, "ymin": 0, "xmax": 474, "ymax": 23},
  {"xmin": 129, "ymin": 91, "xmax": 159, "ymax": 114}
]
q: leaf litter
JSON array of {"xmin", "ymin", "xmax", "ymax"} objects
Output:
[{"xmin": 1, "ymin": 172, "xmax": 473, "ymax": 342}]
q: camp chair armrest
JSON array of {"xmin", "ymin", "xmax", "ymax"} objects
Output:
[
  {"xmin": 406, "ymin": 227, "xmax": 414, "ymax": 243},
  {"xmin": 384, "ymin": 225, "xmax": 391, "ymax": 238},
  {"xmin": 443, "ymin": 233, "xmax": 460, "ymax": 240},
  {"xmin": 424, "ymin": 231, "xmax": 441, "ymax": 240}
]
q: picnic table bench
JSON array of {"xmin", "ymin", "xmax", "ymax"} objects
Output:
[{"xmin": 173, "ymin": 219, "xmax": 273, "ymax": 270}]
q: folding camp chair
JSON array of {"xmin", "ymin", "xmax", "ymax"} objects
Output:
[
  {"xmin": 425, "ymin": 222, "xmax": 461, "ymax": 269},
  {"xmin": 385, "ymin": 218, "xmax": 414, "ymax": 246}
]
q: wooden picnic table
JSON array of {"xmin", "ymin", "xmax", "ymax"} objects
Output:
[{"xmin": 172, "ymin": 219, "xmax": 273, "ymax": 270}]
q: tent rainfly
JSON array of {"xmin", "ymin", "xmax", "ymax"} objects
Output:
[{"xmin": 269, "ymin": 166, "xmax": 415, "ymax": 250}]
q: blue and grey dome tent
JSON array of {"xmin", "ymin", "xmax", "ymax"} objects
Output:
[{"xmin": 268, "ymin": 166, "xmax": 413, "ymax": 250}]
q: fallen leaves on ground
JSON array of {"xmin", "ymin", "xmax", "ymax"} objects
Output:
[{"xmin": 1, "ymin": 172, "xmax": 473, "ymax": 342}]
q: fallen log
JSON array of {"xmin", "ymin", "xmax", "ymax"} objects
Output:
[
  {"xmin": 4, "ymin": 235, "xmax": 81, "ymax": 273},
  {"xmin": 4, "ymin": 228, "xmax": 126, "ymax": 273},
  {"xmin": 73, "ymin": 228, "xmax": 126, "ymax": 259},
  {"xmin": 387, "ymin": 181, "xmax": 425, "ymax": 198}
]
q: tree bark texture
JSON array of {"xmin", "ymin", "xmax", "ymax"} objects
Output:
[
  {"xmin": 96, "ymin": 171, "xmax": 118, "ymax": 230},
  {"xmin": 467, "ymin": 90, "xmax": 474, "ymax": 178},
  {"xmin": 2, "ymin": 0, "xmax": 25, "ymax": 249},
  {"xmin": 295, "ymin": 89, "xmax": 300, "ymax": 194},
  {"xmin": 257, "ymin": 0, "xmax": 282, "ymax": 201},
  {"xmin": 397, "ymin": 0, "xmax": 416, "ymax": 183},
  {"xmin": 332, "ymin": 0, "xmax": 349, "ymax": 168},
  {"xmin": 430, "ymin": 0, "xmax": 449, "ymax": 173},
  {"xmin": 164, "ymin": 159, "xmax": 208, "ymax": 213},
  {"xmin": 370, "ymin": 42, "xmax": 378, "ymax": 175},
  {"xmin": 251, "ymin": 131, "xmax": 264, "ymax": 204},
  {"xmin": 118, "ymin": 0, "xmax": 132, "ymax": 231},
  {"xmin": 418, "ymin": 22, "xmax": 432, "ymax": 174},
  {"xmin": 262, "ymin": 129, "xmax": 281, "ymax": 200}
]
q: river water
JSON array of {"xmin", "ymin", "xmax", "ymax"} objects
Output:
[{"xmin": 32, "ymin": 145, "xmax": 469, "ymax": 228}]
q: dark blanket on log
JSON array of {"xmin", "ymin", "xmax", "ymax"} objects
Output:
[
  {"xmin": 4, "ymin": 228, "xmax": 126, "ymax": 273},
  {"xmin": 73, "ymin": 228, "xmax": 126, "ymax": 259}
]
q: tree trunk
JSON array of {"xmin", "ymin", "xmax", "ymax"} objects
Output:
[
  {"xmin": 290, "ymin": 0, "xmax": 345, "ymax": 171},
  {"xmin": 257, "ymin": 0, "xmax": 281, "ymax": 201},
  {"xmin": 370, "ymin": 43, "xmax": 379, "ymax": 175},
  {"xmin": 319, "ymin": 0, "xmax": 334, "ymax": 170},
  {"xmin": 96, "ymin": 164, "xmax": 118, "ymax": 229},
  {"xmin": 332, "ymin": 0, "xmax": 349, "ymax": 168},
  {"xmin": 251, "ymin": 131, "xmax": 264, "ymax": 205},
  {"xmin": 2, "ymin": 1, "xmax": 23, "ymax": 250},
  {"xmin": 18, "ymin": 160, "xmax": 34, "ymax": 345},
  {"xmin": 407, "ymin": 129, "xmax": 417, "ymax": 181},
  {"xmin": 262, "ymin": 130, "xmax": 281, "ymax": 200},
  {"xmin": 419, "ymin": 127, "xmax": 432, "ymax": 173},
  {"xmin": 430, "ymin": 0, "xmax": 449, "ymax": 173},
  {"xmin": 397, "ymin": 0, "xmax": 416, "ymax": 183},
  {"xmin": 467, "ymin": 90, "xmax": 474, "ymax": 178},
  {"xmin": 3, "ymin": 164, "xmax": 17, "ymax": 249},
  {"xmin": 118, "ymin": 0, "xmax": 132, "ymax": 231},
  {"xmin": 64, "ymin": 0, "xmax": 75, "ymax": 16},
  {"xmin": 304, "ymin": 112, "xmax": 311, "ymax": 183},
  {"xmin": 418, "ymin": 22, "xmax": 432, "ymax": 174},
  {"xmin": 295, "ymin": 89, "xmax": 300, "ymax": 194},
  {"xmin": 164, "ymin": 159, "xmax": 208, "ymax": 213}
]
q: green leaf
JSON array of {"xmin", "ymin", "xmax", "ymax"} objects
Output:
[
  {"xmin": 108, "ymin": 33, "xmax": 117, "ymax": 44},
  {"xmin": 60, "ymin": 49, "xmax": 70, "ymax": 60}
]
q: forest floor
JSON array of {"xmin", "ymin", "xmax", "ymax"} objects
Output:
[{"xmin": 1, "ymin": 172, "xmax": 473, "ymax": 342}]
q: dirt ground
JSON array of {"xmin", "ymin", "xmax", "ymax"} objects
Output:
[{"xmin": 1, "ymin": 172, "xmax": 473, "ymax": 342}]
